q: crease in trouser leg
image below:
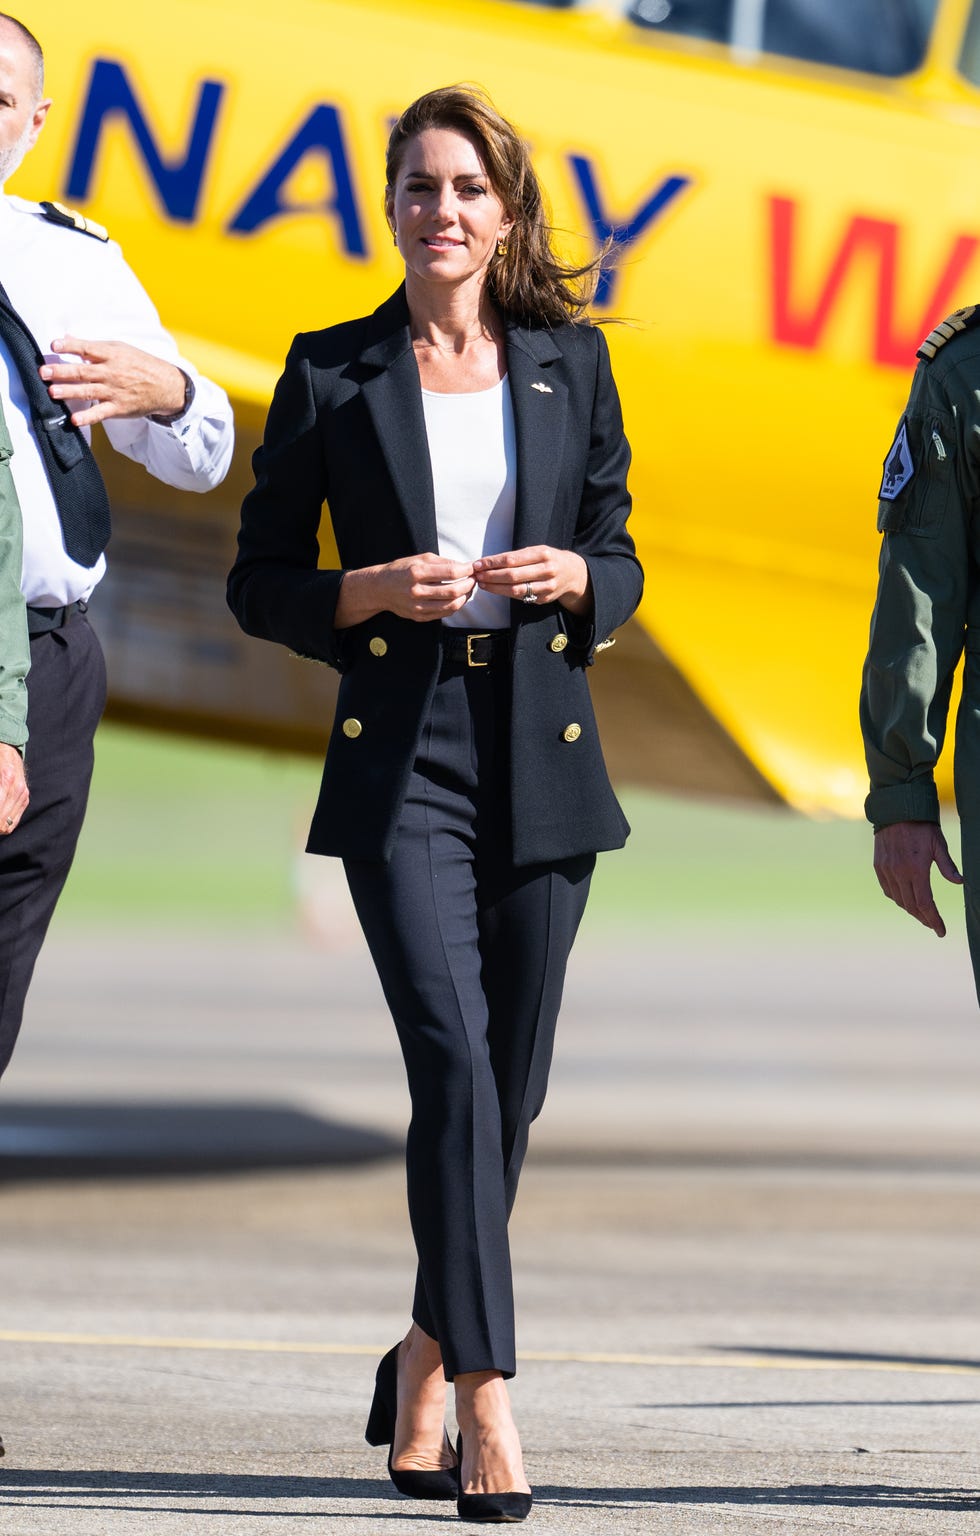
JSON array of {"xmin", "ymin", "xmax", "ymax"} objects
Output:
[
  {"xmin": 0, "ymin": 621, "xmax": 105, "ymax": 1081},
  {"xmin": 343, "ymin": 678, "xmax": 517, "ymax": 1381},
  {"xmin": 409, "ymin": 778, "xmax": 513, "ymax": 1379},
  {"xmin": 960, "ymin": 820, "xmax": 980, "ymax": 1008},
  {"xmin": 481, "ymin": 855, "xmax": 594, "ymax": 1216}
]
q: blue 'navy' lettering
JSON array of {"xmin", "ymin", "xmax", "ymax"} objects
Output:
[
  {"xmin": 569, "ymin": 158, "xmax": 692, "ymax": 306},
  {"xmin": 66, "ymin": 60, "xmax": 223, "ymax": 223},
  {"xmin": 229, "ymin": 104, "xmax": 366, "ymax": 255}
]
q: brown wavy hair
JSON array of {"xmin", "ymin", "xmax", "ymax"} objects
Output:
[{"xmin": 384, "ymin": 85, "xmax": 604, "ymax": 329}]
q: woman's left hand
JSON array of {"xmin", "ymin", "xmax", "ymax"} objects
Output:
[{"xmin": 473, "ymin": 546, "xmax": 593, "ymax": 616}]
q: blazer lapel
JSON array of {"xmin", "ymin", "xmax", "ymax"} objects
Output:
[
  {"xmin": 356, "ymin": 294, "xmax": 569, "ymax": 562},
  {"xmin": 358, "ymin": 288, "xmax": 438, "ymax": 555},
  {"xmin": 506, "ymin": 323, "xmax": 567, "ymax": 552}
]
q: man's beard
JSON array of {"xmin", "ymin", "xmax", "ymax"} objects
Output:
[{"xmin": 0, "ymin": 120, "xmax": 36, "ymax": 188}]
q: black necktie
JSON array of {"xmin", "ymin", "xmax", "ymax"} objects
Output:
[{"xmin": 0, "ymin": 275, "xmax": 110, "ymax": 568}]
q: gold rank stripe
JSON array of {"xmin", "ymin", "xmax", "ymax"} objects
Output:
[
  {"xmin": 0, "ymin": 1330, "xmax": 978, "ymax": 1376},
  {"xmin": 40, "ymin": 200, "xmax": 110, "ymax": 242},
  {"xmin": 917, "ymin": 304, "xmax": 978, "ymax": 361},
  {"xmin": 50, "ymin": 200, "xmax": 109, "ymax": 241}
]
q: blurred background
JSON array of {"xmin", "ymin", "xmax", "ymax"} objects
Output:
[
  {"xmin": 11, "ymin": 0, "xmax": 980, "ymax": 821},
  {"xmin": 0, "ymin": 0, "xmax": 976, "ymax": 1198},
  {"xmin": 4, "ymin": 10, "xmax": 980, "ymax": 1525},
  {"xmin": 2, "ymin": 0, "xmax": 980, "ymax": 1210}
]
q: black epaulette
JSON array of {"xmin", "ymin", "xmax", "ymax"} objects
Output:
[
  {"xmin": 38, "ymin": 200, "xmax": 109, "ymax": 242},
  {"xmin": 916, "ymin": 305, "xmax": 980, "ymax": 362}
]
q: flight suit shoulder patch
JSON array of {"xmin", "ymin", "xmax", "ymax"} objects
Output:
[
  {"xmin": 38, "ymin": 200, "xmax": 109, "ymax": 242},
  {"xmin": 879, "ymin": 420, "xmax": 915, "ymax": 502},
  {"xmin": 916, "ymin": 305, "xmax": 980, "ymax": 362}
]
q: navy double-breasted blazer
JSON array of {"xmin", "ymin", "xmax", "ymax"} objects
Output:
[{"xmin": 227, "ymin": 287, "xmax": 643, "ymax": 865}]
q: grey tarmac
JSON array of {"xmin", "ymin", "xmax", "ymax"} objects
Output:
[{"xmin": 0, "ymin": 913, "xmax": 979, "ymax": 1535}]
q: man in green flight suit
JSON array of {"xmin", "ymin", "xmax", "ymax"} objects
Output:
[
  {"xmin": 860, "ymin": 304, "xmax": 980, "ymax": 990},
  {"xmin": 0, "ymin": 394, "xmax": 29, "ymax": 839}
]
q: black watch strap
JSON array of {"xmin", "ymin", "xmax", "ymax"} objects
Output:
[{"xmin": 148, "ymin": 369, "xmax": 195, "ymax": 426}]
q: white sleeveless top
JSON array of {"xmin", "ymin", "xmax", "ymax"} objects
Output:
[{"xmin": 421, "ymin": 376, "xmax": 516, "ymax": 630}]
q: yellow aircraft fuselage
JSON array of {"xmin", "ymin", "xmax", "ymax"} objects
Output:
[{"xmin": 11, "ymin": 0, "xmax": 980, "ymax": 814}]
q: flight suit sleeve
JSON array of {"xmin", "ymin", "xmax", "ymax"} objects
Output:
[
  {"xmin": 860, "ymin": 360, "xmax": 976, "ymax": 829},
  {"xmin": 0, "ymin": 419, "xmax": 29, "ymax": 751}
]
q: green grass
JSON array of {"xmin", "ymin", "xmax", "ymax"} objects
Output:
[
  {"xmin": 587, "ymin": 790, "xmax": 905, "ymax": 930},
  {"xmin": 54, "ymin": 723, "xmax": 925, "ymax": 932},
  {"xmin": 60, "ymin": 725, "xmax": 322, "ymax": 928}
]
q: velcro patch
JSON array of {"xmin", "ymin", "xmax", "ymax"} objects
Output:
[{"xmin": 879, "ymin": 420, "xmax": 915, "ymax": 501}]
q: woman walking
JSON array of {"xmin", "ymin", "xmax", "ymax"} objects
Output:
[{"xmin": 228, "ymin": 85, "xmax": 642, "ymax": 1523}]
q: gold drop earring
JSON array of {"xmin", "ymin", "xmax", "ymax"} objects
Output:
[{"xmin": 496, "ymin": 240, "xmax": 508, "ymax": 256}]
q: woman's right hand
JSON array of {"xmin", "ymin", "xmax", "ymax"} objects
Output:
[{"xmin": 334, "ymin": 555, "xmax": 476, "ymax": 627}]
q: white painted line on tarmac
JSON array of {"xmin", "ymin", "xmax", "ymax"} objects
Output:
[{"xmin": 0, "ymin": 1331, "xmax": 978, "ymax": 1376}]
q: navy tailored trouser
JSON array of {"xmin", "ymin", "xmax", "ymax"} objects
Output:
[
  {"xmin": 0, "ymin": 613, "xmax": 107, "ymax": 1079},
  {"xmin": 344, "ymin": 651, "xmax": 594, "ymax": 1380}
]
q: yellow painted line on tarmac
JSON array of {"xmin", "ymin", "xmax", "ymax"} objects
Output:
[
  {"xmin": 520, "ymin": 1350, "xmax": 980, "ymax": 1378},
  {"xmin": 1, "ymin": 1331, "xmax": 979, "ymax": 1377},
  {"xmin": 0, "ymin": 1332, "xmax": 383, "ymax": 1357}
]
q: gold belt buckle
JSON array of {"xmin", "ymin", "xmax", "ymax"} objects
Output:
[{"xmin": 466, "ymin": 632, "xmax": 491, "ymax": 668}]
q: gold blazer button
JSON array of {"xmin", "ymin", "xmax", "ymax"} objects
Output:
[
  {"xmin": 562, "ymin": 723, "xmax": 582, "ymax": 743},
  {"xmin": 369, "ymin": 637, "xmax": 388, "ymax": 657},
  {"xmin": 549, "ymin": 634, "xmax": 568, "ymax": 653},
  {"xmin": 342, "ymin": 718, "xmax": 363, "ymax": 739}
]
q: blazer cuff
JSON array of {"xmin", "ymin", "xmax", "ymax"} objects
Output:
[
  {"xmin": 559, "ymin": 605, "xmax": 596, "ymax": 655},
  {"xmin": 294, "ymin": 569, "xmax": 347, "ymax": 670}
]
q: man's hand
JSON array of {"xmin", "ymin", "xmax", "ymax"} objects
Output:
[
  {"xmin": 0, "ymin": 744, "xmax": 28, "ymax": 835},
  {"xmin": 873, "ymin": 819, "xmax": 963, "ymax": 937},
  {"xmin": 39, "ymin": 336, "xmax": 187, "ymax": 427}
]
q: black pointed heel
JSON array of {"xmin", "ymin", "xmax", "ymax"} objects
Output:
[
  {"xmin": 455, "ymin": 1431, "xmax": 533, "ymax": 1524},
  {"xmin": 365, "ymin": 1343, "xmax": 459, "ymax": 1501}
]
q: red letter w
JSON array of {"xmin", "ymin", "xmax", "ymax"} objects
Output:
[{"xmin": 770, "ymin": 196, "xmax": 978, "ymax": 368}]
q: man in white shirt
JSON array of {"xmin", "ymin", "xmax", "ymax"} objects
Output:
[{"xmin": 0, "ymin": 12, "xmax": 234, "ymax": 1081}]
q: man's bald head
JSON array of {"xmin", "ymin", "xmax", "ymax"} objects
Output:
[
  {"xmin": 0, "ymin": 13, "xmax": 48, "ymax": 187},
  {"xmin": 0, "ymin": 14, "xmax": 42, "ymax": 103}
]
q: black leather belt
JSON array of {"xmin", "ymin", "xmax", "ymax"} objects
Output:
[
  {"xmin": 440, "ymin": 629, "xmax": 510, "ymax": 668},
  {"xmin": 27, "ymin": 599, "xmax": 87, "ymax": 636}
]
